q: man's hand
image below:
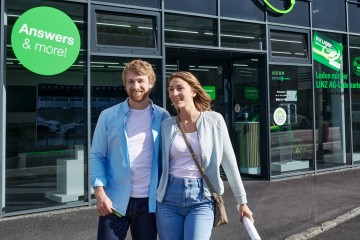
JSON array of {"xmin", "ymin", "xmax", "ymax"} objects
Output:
[{"xmin": 94, "ymin": 187, "xmax": 113, "ymax": 216}]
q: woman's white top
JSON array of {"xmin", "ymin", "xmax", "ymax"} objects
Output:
[{"xmin": 169, "ymin": 131, "xmax": 203, "ymax": 179}]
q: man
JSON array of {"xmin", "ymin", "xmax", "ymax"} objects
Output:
[{"xmin": 90, "ymin": 59, "xmax": 170, "ymax": 240}]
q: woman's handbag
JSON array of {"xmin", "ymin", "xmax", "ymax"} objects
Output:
[{"xmin": 177, "ymin": 118, "xmax": 229, "ymax": 227}]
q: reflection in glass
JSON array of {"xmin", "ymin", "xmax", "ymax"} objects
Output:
[
  {"xmin": 350, "ymin": 36, "xmax": 360, "ymax": 164},
  {"xmin": 313, "ymin": 32, "xmax": 350, "ymax": 169},
  {"xmin": 232, "ymin": 59, "xmax": 261, "ymax": 176},
  {"xmin": 5, "ymin": 1, "xmax": 86, "ymax": 213},
  {"xmin": 90, "ymin": 57, "xmax": 163, "ymax": 139},
  {"xmin": 165, "ymin": 14, "xmax": 217, "ymax": 46},
  {"xmin": 270, "ymin": 30, "xmax": 308, "ymax": 59},
  {"xmin": 269, "ymin": 65, "xmax": 314, "ymax": 176},
  {"xmin": 221, "ymin": 20, "xmax": 265, "ymax": 50},
  {"xmin": 96, "ymin": 11, "xmax": 155, "ymax": 48},
  {"xmin": 165, "ymin": 0, "xmax": 217, "ymax": 16},
  {"xmin": 93, "ymin": 0, "xmax": 160, "ymax": 9},
  {"xmin": 312, "ymin": 0, "xmax": 345, "ymax": 32}
]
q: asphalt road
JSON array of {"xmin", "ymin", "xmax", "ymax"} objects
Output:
[
  {"xmin": 1, "ymin": 168, "xmax": 360, "ymax": 240},
  {"xmin": 311, "ymin": 214, "xmax": 360, "ymax": 240}
]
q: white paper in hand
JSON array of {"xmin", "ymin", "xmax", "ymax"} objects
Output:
[{"xmin": 243, "ymin": 216, "xmax": 261, "ymax": 240}]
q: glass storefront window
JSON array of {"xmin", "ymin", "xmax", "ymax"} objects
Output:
[
  {"xmin": 232, "ymin": 59, "xmax": 262, "ymax": 176},
  {"xmin": 270, "ymin": 29, "xmax": 309, "ymax": 62},
  {"xmin": 90, "ymin": 56, "xmax": 163, "ymax": 138},
  {"xmin": 312, "ymin": 0, "xmax": 346, "ymax": 32},
  {"xmin": 267, "ymin": 0, "xmax": 310, "ymax": 27},
  {"xmin": 220, "ymin": 20, "xmax": 266, "ymax": 50},
  {"xmin": 91, "ymin": 0, "xmax": 160, "ymax": 9},
  {"xmin": 165, "ymin": 0, "xmax": 217, "ymax": 16},
  {"xmin": 220, "ymin": 0, "xmax": 264, "ymax": 22},
  {"xmin": 5, "ymin": 1, "xmax": 86, "ymax": 213},
  {"xmin": 96, "ymin": 11, "xmax": 156, "ymax": 48},
  {"xmin": 349, "ymin": 35, "xmax": 360, "ymax": 164},
  {"xmin": 164, "ymin": 13, "xmax": 217, "ymax": 46},
  {"xmin": 313, "ymin": 32, "xmax": 351, "ymax": 169},
  {"xmin": 269, "ymin": 65, "xmax": 314, "ymax": 176},
  {"xmin": 348, "ymin": 3, "xmax": 360, "ymax": 34}
]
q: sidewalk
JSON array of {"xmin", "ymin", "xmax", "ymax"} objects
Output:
[{"xmin": 0, "ymin": 168, "xmax": 359, "ymax": 240}]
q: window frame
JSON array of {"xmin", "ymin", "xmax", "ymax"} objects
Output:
[
  {"xmin": 268, "ymin": 26, "xmax": 311, "ymax": 64},
  {"xmin": 90, "ymin": 5, "xmax": 161, "ymax": 56}
]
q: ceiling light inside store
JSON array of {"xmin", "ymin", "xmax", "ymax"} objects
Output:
[
  {"xmin": 242, "ymin": 68, "xmax": 257, "ymax": 71},
  {"xmin": 198, "ymin": 66, "xmax": 218, "ymax": 69},
  {"xmin": 205, "ymin": 32, "xmax": 254, "ymax": 39},
  {"xmin": 165, "ymin": 29, "xmax": 199, "ymax": 34},
  {"xmin": 222, "ymin": 34, "xmax": 255, "ymax": 39},
  {"xmin": 97, "ymin": 22, "xmax": 131, "ymax": 28},
  {"xmin": 272, "ymin": 51, "xmax": 292, "ymax": 55},
  {"xmin": 7, "ymin": 14, "xmax": 20, "ymax": 18},
  {"xmin": 271, "ymin": 39, "xmax": 302, "ymax": 44},
  {"xmin": 108, "ymin": 66, "xmax": 124, "ymax": 69},
  {"xmin": 189, "ymin": 68, "xmax": 209, "ymax": 72},
  {"xmin": 138, "ymin": 26, "xmax": 153, "ymax": 30},
  {"xmin": 80, "ymin": 61, "xmax": 119, "ymax": 65}
]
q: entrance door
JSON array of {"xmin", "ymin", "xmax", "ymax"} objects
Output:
[
  {"xmin": 231, "ymin": 57, "xmax": 264, "ymax": 177},
  {"xmin": 166, "ymin": 49, "xmax": 266, "ymax": 178},
  {"xmin": 165, "ymin": 55, "xmax": 230, "ymax": 123}
]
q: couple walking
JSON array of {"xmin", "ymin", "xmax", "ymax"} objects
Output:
[{"xmin": 90, "ymin": 59, "xmax": 254, "ymax": 240}]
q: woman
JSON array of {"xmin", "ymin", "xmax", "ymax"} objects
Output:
[{"xmin": 156, "ymin": 71, "xmax": 254, "ymax": 240}]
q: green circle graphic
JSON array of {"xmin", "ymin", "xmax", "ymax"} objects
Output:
[{"xmin": 11, "ymin": 6, "xmax": 80, "ymax": 75}]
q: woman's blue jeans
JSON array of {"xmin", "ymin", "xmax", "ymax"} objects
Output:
[{"xmin": 156, "ymin": 176, "xmax": 214, "ymax": 240}]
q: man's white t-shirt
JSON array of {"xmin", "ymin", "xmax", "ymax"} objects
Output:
[{"xmin": 127, "ymin": 105, "xmax": 154, "ymax": 198}]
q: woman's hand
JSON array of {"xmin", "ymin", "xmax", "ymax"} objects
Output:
[
  {"xmin": 94, "ymin": 187, "xmax": 113, "ymax": 216},
  {"xmin": 239, "ymin": 204, "xmax": 254, "ymax": 223}
]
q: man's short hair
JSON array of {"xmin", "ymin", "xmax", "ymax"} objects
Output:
[{"xmin": 122, "ymin": 59, "xmax": 156, "ymax": 85}]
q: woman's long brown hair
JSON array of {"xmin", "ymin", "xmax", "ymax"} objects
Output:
[{"xmin": 168, "ymin": 71, "xmax": 212, "ymax": 112}]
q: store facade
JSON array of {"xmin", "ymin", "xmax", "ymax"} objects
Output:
[{"xmin": 0, "ymin": 0, "xmax": 360, "ymax": 217}]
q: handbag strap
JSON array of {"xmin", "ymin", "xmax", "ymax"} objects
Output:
[{"xmin": 176, "ymin": 117, "xmax": 218, "ymax": 196}]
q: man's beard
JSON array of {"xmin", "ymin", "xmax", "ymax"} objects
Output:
[{"xmin": 127, "ymin": 88, "xmax": 151, "ymax": 102}]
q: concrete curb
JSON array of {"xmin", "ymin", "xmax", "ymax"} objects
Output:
[
  {"xmin": 285, "ymin": 206, "xmax": 360, "ymax": 240},
  {"xmin": 0, "ymin": 206, "xmax": 95, "ymax": 222}
]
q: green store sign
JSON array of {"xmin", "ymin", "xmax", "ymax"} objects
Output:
[
  {"xmin": 271, "ymin": 70, "xmax": 291, "ymax": 81},
  {"xmin": 313, "ymin": 32, "xmax": 343, "ymax": 72},
  {"xmin": 353, "ymin": 56, "xmax": 360, "ymax": 77},
  {"xmin": 244, "ymin": 86, "xmax": 259, "ymax": 100},
  {"xmin": 263, "ymin": 0, "xmax": 295, "ymax": 14},
  {"xmin": 203, "ymin": 86, "xmax": 216, "ymax": 100},
  {"xmin": 11, "ymin": 7, "xmax": 81, "ymax": 76}
]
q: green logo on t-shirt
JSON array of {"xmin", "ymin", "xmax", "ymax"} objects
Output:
[{"xmin": 11, "ymin": 6, "xmax": 81, "ymax": 75}]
